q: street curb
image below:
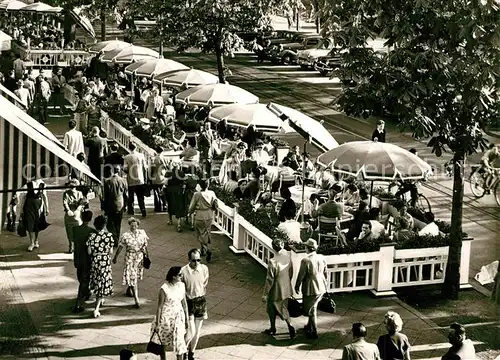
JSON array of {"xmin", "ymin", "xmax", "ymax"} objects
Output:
[
  {"xmin": 391, "ymin": 297, "xmax": 445, "ymax": 331},
  {"xmin": 484, "ymin": 128, "xmax": 500, "ymax": 140}
]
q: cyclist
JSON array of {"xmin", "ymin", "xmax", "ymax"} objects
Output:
[{"xmin": 480, "ymin": 143, "xmax": 500, "ymax": 193}]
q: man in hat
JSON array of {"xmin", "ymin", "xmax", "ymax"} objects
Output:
[
  {"xmin": 251, "ymin": 139, "xmax": 271, "ymax": 166},
  {"xmin": 295, "ymin": 238, "xmax": 327, "ymax": 339}
]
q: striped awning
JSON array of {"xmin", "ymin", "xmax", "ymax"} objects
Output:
[{"xmin": 0, "ymin": 95, "xmax": 100, "ymax": 187}]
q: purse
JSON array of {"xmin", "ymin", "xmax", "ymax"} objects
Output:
[
  {"xmin": 146, "ymin": 329, "xmax": 164, "ymax": 355},
  {"xmin": 38, "ymin": 213, "xmax": 50, "ymax": 231},
  {"xmin": 17, "ymin": 221, "xmax": 27, "ymax": 237},
  {"xmin": 143, "ymin": 247, "xmax": 151, "ymax": 269},
  {"xmin": 287, "ymin": 297, "xmax": 303, "ymax": 318},
  {"xmin": 318, "ymin": 292, "xmax": 336, "ymax": 313}
]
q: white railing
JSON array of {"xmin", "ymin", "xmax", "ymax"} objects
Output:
[
  {"xmin": 214, "ymin": 202, "xmax": 472, "ymax": 297},
  {"xmin": 14, "ymin": 42, "xmax": 90, "ymax": 68}
]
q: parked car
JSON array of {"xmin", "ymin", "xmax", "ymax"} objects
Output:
[
  {"xmin": 297, "ymin": 40, "xmax": 335, "ymax": 69},
  {"xmin": 314, "ymin": 47, "xmax": 344, "ymax": 76},
  {"xmin": 260, "ymin": 31, "xmax": 312, "ymax": 61},
  {"xmin": 269, "ymin": 34, "xmax": 326, "ymax": 65}
]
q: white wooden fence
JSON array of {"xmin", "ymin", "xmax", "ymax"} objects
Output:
[{"xmin": 214, "ymin": 201, "xmax": 472, "ymax": 297}]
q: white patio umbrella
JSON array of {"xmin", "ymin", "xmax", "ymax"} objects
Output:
[
  {"xmin": 208, "ymin": 103, "xmax": 295, "ymax": 133},
  {"xmin": 125, "ymin": 58, "xmax": 189, "ymax": 78},
  {"xmin": 317, "ymin": 141, "xmax": 432, "ymax": 180},
  {"xmin": 154, "ymin": 68, "xmax": 219, "ymax": 88},
  {"xmin": 0, "ymin": 0, "xmax": 27, "ymax": 10},
  {"xmin": 0, "ymin": 30, "xmax": 12, "ymax": 51},
  {"xmin": 70, "ymin": 7, "xmax": 95, "ymax": 38},
  {"xmin": 175, "ymin": 83, "xmax": 258, "ymax": 107},
  {"xmin": 22, "ymin": 2, "xmax": 61, "ymax": 12},
  {"xmin": 101, "ymin": 45, "xmax": 159, "ymax": 63},
  {"xmin": 89, "ymin": 40, "xmax": 131, "ymax": 54},
  {"xmin": 266, "ymin": 103, "xmax": 338, "ymax": 152}
]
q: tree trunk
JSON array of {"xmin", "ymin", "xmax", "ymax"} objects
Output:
[
  {"xmin": 314, "ymin": 0, "xmax": 320, "ymax": 33},
  {"xmin": 296, "ymin": 8, "xmax": 300, "ymax": 31},
  {"xmin": 442, "ymin": 153, "xmax": 465, "ymax": 299},
  {"xmin": 215, "ymin": 44, "xmax": 225, "ymax": 84},
  {"xmin": 100, "ymin": 5, "xmax": 106, "ymax": 42}
]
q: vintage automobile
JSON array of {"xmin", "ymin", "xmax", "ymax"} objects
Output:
[
  {"xmin": 297, "ymin": 39, "xmax": 335, "ymax": 69},
  {"xmin": 269, "ymin": 33, "xmax": 325, "ymax": 65},
  {"xmin": 314, "ymin": 47, "xmax": 344, "ymax": 76}
]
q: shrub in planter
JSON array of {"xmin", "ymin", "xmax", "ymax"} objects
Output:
[
  {"xmin": 372, "ymin": 186, "xmax": 396, "ymax": 200},
  {"xmin": 394, "ymin": 232, "xmax": 450, "ymax": 249},
  {"xmin": 271, "ymin": 138, "xmax": 290, "ymax": 148},
  {"xmin": 389, "ymin": 198, "xmax": 405, "ymax": 210}
]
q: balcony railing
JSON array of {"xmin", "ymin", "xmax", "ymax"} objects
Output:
[{"xmin": 13, "ymin": 42, "xmax": 90, "ymax": 68}]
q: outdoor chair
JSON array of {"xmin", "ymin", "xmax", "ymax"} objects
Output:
[{"xmin": 317, "ymin": 216, "xmax": 341, "ymax": 246}]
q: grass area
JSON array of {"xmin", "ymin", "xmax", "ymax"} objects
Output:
[{"xmin": 397, "ymin": 285, "xmax": 499, "ymax": 358}]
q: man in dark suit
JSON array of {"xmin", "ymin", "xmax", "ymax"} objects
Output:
[
  {"xmin": 72, "ymin": 210, "xmax": 95, "ymax": 313},
  {"xmin": 103, "ymin": 143, "xmax": 124, "ymax": 178},
  {"xmin": 102, "ymin": 165, "xmax": 127, "ymax": 246},
  {"xmin": 85, "ymin": 126, "xmax": 108, "ymax": 179}
]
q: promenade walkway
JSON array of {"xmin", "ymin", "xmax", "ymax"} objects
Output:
[{"xmin": 0, "ymin": 188, "xmax": 457, "ymax": 360}]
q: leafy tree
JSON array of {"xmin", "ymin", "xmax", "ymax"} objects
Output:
[
  {"xmin": 48, "ymin": 0, "xmax": 119, "ymax": 41},
  {"xmin": 129, "ymin": 0, "xmax": 281, "ymax": 83},
  {"xmin": 321, "ymin": 0, "xmax": 499, "ymax": 298}
]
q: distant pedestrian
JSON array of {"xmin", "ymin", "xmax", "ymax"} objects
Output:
[
  {"xmin": 113, "ymin": 217, "xmax": 149, "ymax": 308},
  {"xmin": 150, "ymin": 266, "xmax": 189, "ymax": 360},
  {"xmin": 262, "ymin": 239, "xmax": 295, "ymax": 339},
  {"xmin": 372, "ymin": 120, "xmax": 386, "ymax": 143},
  {"xmin": 63, "ymin": 179, "xmax": 88, "ymax": 253},
  {"xmin": 104, "ymin": 143, "xmax": 124, "ymax": 178},
  {"xmin": 181, "ymin": 249, "xmax": 209, "ymax": 360},
  {"xmin": 39, "ymin": 76, "xmax": 51, "ymax": 124},
  {"xmin": 72, "ymin": 210, "xmax": 95, "ymax": 313},
  {"xmin": 63, "ymin": 120, "xmax": 85, "ymax": 158},
  {"xmin": 85, "ymin": 126, "xmax": 108, "ymax": 179},
  {"xmin": 19, "ymin": 182, "xmax": 42, "ymax": 252},
  {"xmin": 343, "ymin": 323, "xmax": 381, "ymax": 360},
  {"xmin": 51, "ymin": 68, "xmax": 66, "ymax": 114},
  {"xmin": 102, "ymin": 165, "xmax": 127, "ymax": 245},
  {"xmin": 87, "ymin": 215, "xmax": 114, "ymax": 318},
  {"xmin": 12, "ymin": 54, "xmax": 25, "ymax": 80},
  {"xmin": 295, "ymin": 239, "xmax": 327, "ymax": 339},
  {"xmin": 188, "ymin": 180, "xmax": 217, "ymax": 262},
  {"xmin": 377, "ymin": 311, "xmax": 411, "ymax": 360},
  {"xmin": 14, "ymin": 79, "xmax": 31, "ymax": 109},
  {"xmin": 123, "ymin": 143, "xmax": 147, "ymax": 217},
  {"xmin": 441, "ymin": 323, "xmax": 476, "ymax": 360}
]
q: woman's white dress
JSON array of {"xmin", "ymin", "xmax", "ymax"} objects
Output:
[{"xmin": 150, "ymin": 282, "xmax": 187, "ymax": 355}]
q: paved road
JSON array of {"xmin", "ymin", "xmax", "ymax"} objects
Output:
[{"xmin": 161, "ymin": 50, "xmax": 500, "ymax": 282}]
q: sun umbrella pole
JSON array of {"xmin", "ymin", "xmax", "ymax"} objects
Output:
[
  {"xmin": 301, "ymin": 140, "xmax": 307, "ymax": 224},
  {"xmin": 369, "ymin": 180, "xmax": 374, "ymax": 208}
]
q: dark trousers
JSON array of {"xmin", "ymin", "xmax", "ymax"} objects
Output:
[
  {"xmin": 53, "ymin": 91, "xmax": 65, "ymax": 112},
  {"xmin": 153, "ymin": 185, "xmax": 167, "ymax": 212},
  {"xmin": 39, "ymin": 98, "xmax": 48, "ymax": 123},
  {"xmin": 106, "ymin": 209, "xmax": 123, "ymax": 245},
  {"xmin": 127, "ymin": 185, "xmax": 146, "ymax": 215},
  {"xmin": 76, "ymin": 267, "xmax": 90, "ymax": 304}
]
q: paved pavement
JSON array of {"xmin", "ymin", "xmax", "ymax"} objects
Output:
[{"xmin": 0, "ymin": 189, "xmax": 463, "ymax": 360}]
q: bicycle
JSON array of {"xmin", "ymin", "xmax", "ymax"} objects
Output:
[
  {"xmin": 469, "ymin": 166, "xmax": 500, "ymax": 206},
  {"xmin": 388, "ymin": 179, "xmax": 432, "ymax": 214}
]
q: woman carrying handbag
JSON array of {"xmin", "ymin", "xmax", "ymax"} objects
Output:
[
  {"xmin": 113, "ymin": 217, "xmax": 149, "ymax": 308},
  {"xmin": 148, "ymin": 266, "xmax": 189, "ymax": 360}
]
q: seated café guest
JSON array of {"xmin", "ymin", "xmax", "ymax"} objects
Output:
[
  {"xmin": 223, "ymin": 171, "xmax": 239, "ymax": 193},
  {"xmin": 170, "ymin": 123, "xmax": 186, "ymax": 149},
  {"xmin": 314, "ymin": 166, "xmax": 336, "ymax": 190},
  {"xmin": 347, "ymin": 201, "xmax": 370, "ymax": 240},
  {"xmin": 368, "ymin": 208, "xmax": 385, "ymax": 239},
  {"xmin": 302, "ymin": 153, "xmax": 315, "ymax": 180},
  {"xmin": 418, "ymin": 212, "xmax": 439, "ymax": 236},
  {"xmin": 278, "ymin": 187, "xmax": 296, "ymax": 223},
  {"xmin": 311, "ymin": 188, "xmax": 344, "ymax": 220},
  {"xmin": 393, "ymin": 217, "xmax": 413, "ymax": 242},
  {"xmin": 243, "ymin": 167, "xmax": 262, "ymax": 200},
  {"xmin": 180, "ymin": 138, "xmax": 200, "ymax": 166},
  {"xmin": 263, "ymin": 136, "xmax": 275, "ymax": 158},
  {"xmin": 394, "ymin": 204, "xmax": 414, "ymax": 231},
  {"xmin": 360, "ymin": 188, "xmax": 381, "ymax": 210},
  {"xmin": 241, "ymin": 149, "xmax": 257, "ymax": 178},
  {"xmin": 355, "ymin": 221, "xmax": 375, "ymax": 242},
  {"xmin": 218, "ymin": 141, "xmax": 246, "ymax": 184},
  {"xmin": 344, "ymin": 183, "xmax": 360, "ymax": 207},
  {"xmin": 282, "ymin": 146, "xmax": 301, "ymax": 171},
  {"xmin": 278, "ymin": 210, "xmax": 302, "ymax": 243},
  {"xmin": 233, "ymin": 179, "xmax": 247, "ymax": 200},
  {"xmin": 252, "ymin": 140, "xmax": 271, "ymax": 166}
]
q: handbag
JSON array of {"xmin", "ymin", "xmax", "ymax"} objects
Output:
[
  {"xmin": 318, "ymin": 293, "xmax": 336, "ymax": 313},
  {"xmin": 146, "ymin": 329, "xmax": 164, "ymax": 355},
  {"xmin": 288, "ymin": 297, "xmax": 303, "ymax": 318},
  {"xmin": 17, "ymin": 221, "xmax": 27, "ymax": 237},
  {"xmin": 38, "ymin": 213, "xmax": 50, "ymax": 231},
  {"xmin": 143, "ymin": 247, "xmax": 151, "ymax": 269}
]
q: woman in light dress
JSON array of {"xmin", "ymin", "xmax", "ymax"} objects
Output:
[
  {"xmin": 150, "ymin": 266, "xmax": 189, "ymax": 360},
  {"xmin": 262, "ymin": 239, "xmax": 295, "ymax": 339},
  {"xmin": 113, "ymin": 217, "xmax": 149, "ymax": 308}
]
